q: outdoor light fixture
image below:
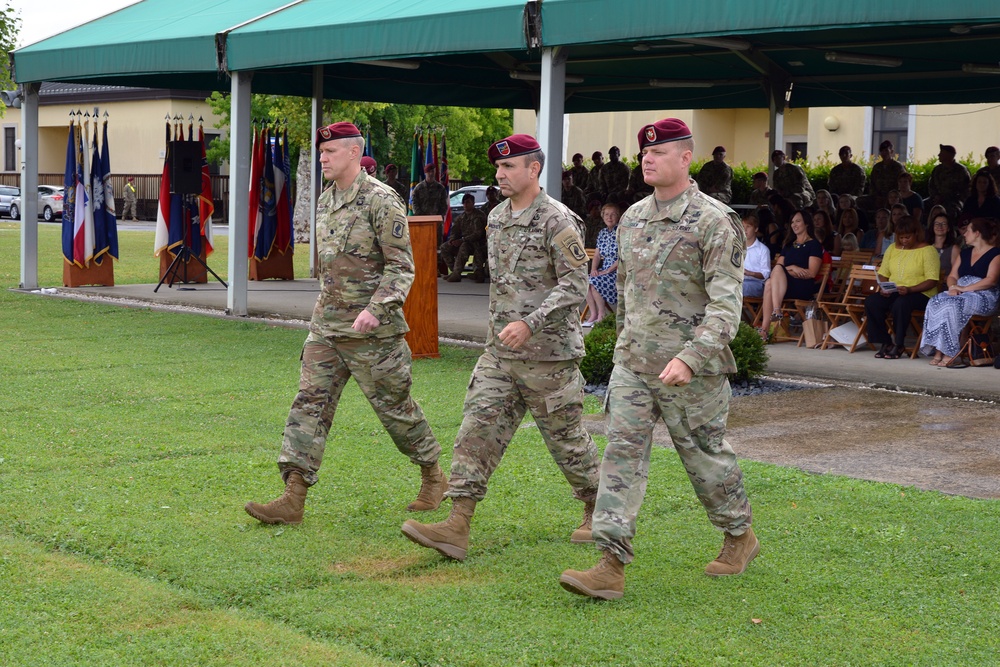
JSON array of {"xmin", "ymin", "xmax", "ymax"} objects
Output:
[
  {"xmin": 824, "ymin": 51, "xmax": 902, "ymax": 68},
  {"xmin": 357, "ymin": 60, "xmax": 420, "ymax": 70},
  {"xmin": 649, "ymin": 79, "xmax": 714, "ymax": 88},
  {"xmin": 962, "ymin": 63, "xmax": 1000, "ymax": 75},
  {"xmin": 509, "ymin": 71, "xmax": 585, "ymax": 84},
  {"xmin": 674, "ymin": 37, "xmax": 751, "ymax": 52},
  {"xmin": 0, "ymin": 87, "xmax": 23, "ymax": 108}
]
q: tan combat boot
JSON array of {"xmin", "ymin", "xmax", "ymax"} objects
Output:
[
  {"xmin": 400, "ymin": 497, "xmax": 476, "ymax": 560},
  {"xmin": 569, "ymin": 500, "xmax": 595, "ymax": 543},
  {"xmin": 559, "ymin": 550, "xmax": 625, "ymax": 600},
  {"xmin": 244, "ymin": 471, "xmax": 308, "ymax": 525},
  {"xmin": 406, "ymin": 462, "xmax": 448, "ymax": 512},
  {"xmin": 705, "ymin": 526, "xmax": 760, "ymax": 576}
]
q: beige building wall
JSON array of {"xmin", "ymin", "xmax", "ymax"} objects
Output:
[
  {"xmin": 806, "ymin": 107, "xmax": 870, "ymax": 162},
  {"xmin": 911, "ymin": 104, "xmax": 1000, "ymax": 163},
  {"xmin": 2, "ymin": 98, "xmax": 225, "ymax": 176}
]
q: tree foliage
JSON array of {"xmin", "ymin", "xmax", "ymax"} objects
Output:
[
  {"xmin": 205, "ymin": 92, "xmax": 512, "ymax": 183},
  {"xmin": 0, "ymin": 2, "xmax": 21, "ymax": 116}
]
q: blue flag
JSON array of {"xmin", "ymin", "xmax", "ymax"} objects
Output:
[
  {"xmin": 101, "ymin": 121, "xmax": 119, "ymax": 261},
  {"xmin": 90, "ymin": 125, "xmax": 108, "ymax": 265},
  {"xmin": 254, "ymin": 128, "xmax": 279, "ymax": 261},
  {"xmin": 61, "ymin": 121, "xmax": 76, "ymax": 263}
]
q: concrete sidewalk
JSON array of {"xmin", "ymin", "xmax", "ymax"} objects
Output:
[{"xmin": 38, "ymin": 276, "xmax": 1000, "ymax": 402}]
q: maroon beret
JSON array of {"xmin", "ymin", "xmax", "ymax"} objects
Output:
[
  {"xmin": 488, "ymin": 133, "xmax": 541, "ymax": 164},
  {"xmin": 423, "ymin": 163, "xmax": 437, "ymax": 174},
  {"xmin": 316, "ymin": 122, "xmax": 362, "ymax": 146},
  {"xmin": 385, "ymin": 163, "xmax": 397, "ymax": 171},
  {"xmin": 562, "ymin": 170, "xmax": 572, "ymax": 178},
  {"xmin": 638, "ymin": 119, "xmax": 692, "ymax": 150},
  {"xmin": 712, "ymin": 146, "xmax": 726, "ymax": 154},
  {"xmin": 360, "ymin": 156, "xmax": 377, "ymax": 175}
]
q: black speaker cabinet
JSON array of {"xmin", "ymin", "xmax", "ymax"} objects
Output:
[{"xmin": 170, "ymin": 141, "xmax": 202, "ymax": 195}]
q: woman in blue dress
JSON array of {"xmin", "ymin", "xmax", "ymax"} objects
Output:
[
  {"xmin": 583, "ymin": 202, "xmax": 621, "ymax": 326},
  {"xmin": 920, "ymin": 218, "xmax": 1000, "ymax": 366}
]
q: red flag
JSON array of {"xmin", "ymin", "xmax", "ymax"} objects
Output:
[
  {"xmin": 247, "ymin": 125, "xmax": 265, "ymax": 258},
  {"xmin": 198, "ymin": 125, "xmax": 215, "ymax": 257},
  {"xmin": 153, "ymin": 121, "xmax": 172, "ymax": 257}
]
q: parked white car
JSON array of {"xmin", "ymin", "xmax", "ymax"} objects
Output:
[{"xmin": 11, "ymin": 185, "xmax": 65, "ymax": 222}]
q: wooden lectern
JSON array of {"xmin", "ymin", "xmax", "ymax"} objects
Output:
[
  {"xmin": 250, "ymin": 249, "xmax": 295, "ymax": 280},
  {"xmin": 404, "ymin": 215, "xmax": 440, "ymax": 359}
]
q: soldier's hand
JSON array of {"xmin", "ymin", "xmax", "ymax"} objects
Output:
[
  {"xmin": 352, "ymin": 309, "xmax": 381, "ymax": 333},
  {"xmin": 659, "ymin": 358, "xmax": 693, "ymax": 387},
  {"xmin": 498, "ymin": 321, "xmax": 532, "ymax": 350}
]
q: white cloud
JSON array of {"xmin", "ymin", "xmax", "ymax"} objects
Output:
[{"xmin": 10, "ymin": 0, "xmax": 138, "ymax": 48}]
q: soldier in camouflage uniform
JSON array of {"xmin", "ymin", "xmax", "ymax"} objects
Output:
[
  {"xmin": 983, "ymin": 146, "xmax": 1000, "ymax": 190},
  {"xmin": 441, "ymin": 193, "xmax": 488, "ymax": 282},
  {"xmin": 695, "ymin": 146, "xmax": 733, "ymax": 204},
  {"xmin": 771, "ymin": 149, "xmax": 815, "ymax": 208},
  {"xmin": 245, "ymin": 122, "xmax": 446, "ymax": 526},
  {"xmin": 863, "ymin": 140, "xmax": 906, "ymax": 211},
  {"xmin": 627, "ymin": 152, "xmax": 653, "ymax": 202},
  {"xmin": 599, "ymin": 146, "xmax": 631, "ymax": 202},
  {"xmin": 560, "ymin": 118, "xmax": 757, "ymax": 601},
  {"xmin": 402, "ymin": 134, "xmax": 601, "ymax": 561},
  {"xmin": 569, "ymin": 153, "xmax": 590, "ymax": 193},
  {"xmin": 561, "ymin": 170, "xmax": 587, "ymax": 219},
  {"xmin": 383, "ymin": 163, "xmax": 409, "ymax": 205},
  {"xmin": 928, "ymin": 144, "xmax": 971, "ymax": 220},
  {"xmin": 586, "ymin": 151, "xmax": 605, "ymax": 200},
  {"xmin": 748, "ymin": 171, "xmax": 773, "ymax": 208},
  {"xmin": 827, "ymin": 145, "xmax": 866, "ymax": 197},
  {"xmin": 411, "ymin": 163, "xmax": 450, "ymax": 270}
]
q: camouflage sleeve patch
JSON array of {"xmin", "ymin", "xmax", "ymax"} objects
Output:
[{"xmin": 552, "ymin": 226, "xmax": 589, "ymax": 268}]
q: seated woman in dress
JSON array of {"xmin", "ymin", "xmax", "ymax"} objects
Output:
[
  {"xmin": 920, "ymin": 217, "xmax": 1000, "ymax": 366},
  {"xmin": 742, "ymin": 212, "xmax": 771, "ymax": 298},
  {"xmin": 583, "ymin": 202, "xmax": 621, "ymax": 326},
  {"xmin": 924, "ymin": 211, "xmax": 959, "ymax": 278},
  {"xmin": 813, "ymin": 209, "xmax": 842, "ymax": 256},
  {"xmin": 759, "ymin": 209, "xmax": 823, "ymax": 339},
  {"xmin": 863, "ymin": 215, "xmax": 940, "ymax": 359}
]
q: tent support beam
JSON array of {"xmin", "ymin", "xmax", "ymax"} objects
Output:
[
  {"xmin": 310, "ymin": 65, "xmax": 322, "ymax": 278},
  {"xmin": 227, "ymin": 70, "xmax": 252, "ymax": 316},
  {"xmin": 766, "ymin": 79, "xmax": 785, "ymax": 181},
  {"xmin": 19, "ymin": 83, "xmax": 40, "ymax": 289},
  {"xmin": 538, "ymin": 47, "xmax": 566, "ymax": 198}
]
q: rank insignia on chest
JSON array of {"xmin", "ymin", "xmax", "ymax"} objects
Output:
[
  {"xmin": 356, "ymin": 196, "xmax": 365, "ymax": 206},
  {"xmin": 392, "ymin": 220, "xmax": 405, "ymax": 239}
]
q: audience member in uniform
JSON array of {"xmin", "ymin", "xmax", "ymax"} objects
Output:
[{"xmin": 748, "ymin": 171, "xmax": 773, "ymax": 208}]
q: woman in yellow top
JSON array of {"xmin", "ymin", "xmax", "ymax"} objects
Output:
[{"xmin": 863, "ymin": 215, "xmax": 941, "ymax": 359}]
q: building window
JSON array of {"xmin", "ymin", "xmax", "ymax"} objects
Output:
[
  {"xmin": 3, "ymin": 127, "xmax": 15, "ymax": 172},
  {"xmin": 872, "ymin": 106, "xmax": 909, "ymax": 163}
]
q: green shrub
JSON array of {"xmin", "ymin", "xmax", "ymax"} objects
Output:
[
  {"xmin": 579, "ymin": 314, "xmax": 616, "ymax": 385},
  {"xmin": 581, "ymin": 317, "xmax": 769, "ymax": 385},
  {"xmin": 729, "ymin": 321, "xmax": 769, "ymax": 381}
]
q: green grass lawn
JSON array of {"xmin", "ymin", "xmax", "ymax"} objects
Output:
[{"xmin": 2, "ymin": 222, "xmax": 999, "ymax": 665}]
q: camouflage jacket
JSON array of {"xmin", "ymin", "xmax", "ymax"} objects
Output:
[
  {"xmin": 451, "ymin": 208, "xmax": 487, "ymax": 244},
  {"xmin": 614, "ymin": 180, "xmax": 744, "ymax": 376},
  {"xmin": 695, "ymin": 161, "xmax": 733, "ymax": 203},
  {"xmin": 773, "ymin": 163, "xmax": 816, "ymax": 208},
  {"xmin": 486, "ymin": 190, "xmax": 590, "ymax": 361},
  {"xmin": 600, "ymin": 161, "xmax": 631, "ymax": 197},
  {"xmin": 869, "ymin": 158, "xmax": 905, "ymax": 198},
  {"xmin": 629, "ymin": 164, "xmax": 653, "ymax": 197},
  {"xmin": 827, "ymin": 162, "xmax": 866, "ymax": 197},
  {"xmin": 385, "ymin": 177, "xmax": 409, "ymax": 206},
  {"xmin": 929, "ymin": 162, "xmax": 971, "ymax": 203},
  {"xmin": 569, "ymin": 165, "xmax": 590, "ymax": 192},
  {"xmin": 561, "ymin": 185, "xmax": 587, "ymax": 219},
  {"xmin": 411, "ymin": 179, "xmax": 449, "ymax": 217},
  {"xmin": 310, "ymin": 169, "xmax": 413, "ymax": 339}
]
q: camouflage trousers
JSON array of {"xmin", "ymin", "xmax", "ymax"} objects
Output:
[
  {"xmin": 593, "ymin": 366, "xmax": 752, "ymax": 564},
  {"xmin": 277, "ymin": 334, "xmax": 440, "ymax": 486},
  {"xmin": 446, "ymin": 349, "xmax": 600, "ymax": 502},
  {"xmin": 439, "ymin": 239, "xmax": 487, "ymax": 276}
]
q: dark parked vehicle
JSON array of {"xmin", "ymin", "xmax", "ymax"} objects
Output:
[{"xmin": 449, "ymin": 185, "xmax": 490, "ymax": 218}]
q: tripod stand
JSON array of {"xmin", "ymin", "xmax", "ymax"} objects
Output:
[{"xmin": 154, "ymin": 193, "xmax": 227, "ymax": 292}]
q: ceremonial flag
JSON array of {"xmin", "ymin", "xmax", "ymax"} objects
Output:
[
  {"xmin": 72, "ymin": 118, "xmax": 94, "ymax": 267},
  {"xmin": 431, "ymin": 132, "xmax": 440, "ymax": 181},
  {"xmin": 364, "ymin": 127, "xmax": 372, "ymax": 158},
  {"xmin": 441, "ymin": 133, "xmax": 452, "ymax": 237},
  {"xmin": 198, "ymin": 124, "xmax": 215, "ymax": 257},
  {"xmin": 247, "ymin": 125, "xmax": 266, "ymax": 257},
  {"xmin": 101, "ymin": 119, "xmax": 119, "ymax": 261},
  {"xmin": 254, "ymin": 127, "xmax": 279, "ymax": 261},
  {"xmin": 166, "ymin": 123, "xmax": 187, "ymax": 256},
  {"xmin": 408, "ymin": 130, "xmax": 420, "ymax": 215},
  {"xmin": 61, "ymin": 121, "xmax": 77, "ymax": 264},
  {"xmin": 90, "ymin": 122, "xmax": 109, "ymax": 265},
  {"xmin": 154, "ymin": 120, "xmax": 172, "ymax": 257},
  {"xmin": 273, "ymin": 127, "xmax": 293, "ymax": 254},
  {"xmin": 425, "ymin": 132, "xmax": 434, "ymax": 177}
]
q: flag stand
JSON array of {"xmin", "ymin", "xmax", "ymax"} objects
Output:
[{"xmin": 154, "ymin": 193, "xmax": 227, "ymax": 292}]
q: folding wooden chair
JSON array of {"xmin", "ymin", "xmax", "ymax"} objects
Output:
[
  {"xmin": 819, "ymin": 264, "xmax": 879, "ymax": 353},
  {"xmin": 771, "ymin": 263, "xmax": 833, "ymax": 345}
]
